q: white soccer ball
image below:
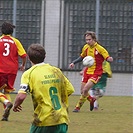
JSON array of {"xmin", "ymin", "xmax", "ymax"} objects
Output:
[{"xmin": 83, "ymin": 56, "xmax": 94, "ymax": 67}]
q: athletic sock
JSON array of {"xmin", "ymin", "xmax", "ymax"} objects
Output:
[
  {"xmin": 0, "ymin": 92, "xmax": 8, "ymax": 103},
  {"xmin": 0, "ymin": 92, "xmax": 10, "ymax": 109},
  {"xmin": 75, "ymin": 95, "xmax": 87, "ymax": 109},
  {"xmin": 87, "ymin": 95, "xmax": 93, "ymax": 102},
  {"xmin": 4, "ymin": 93, "xmax": 11, "ymax": 102},
  {"xmin": 94, "ymin": 100, "xmax": 98, "ymax": 108}
]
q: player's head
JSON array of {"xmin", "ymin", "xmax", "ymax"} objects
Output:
[
  {"xmin": 27, "ymin": 43, "xmax": 46, "ymax": 64},
  {"xmin": 84, "ymin": 31, "xmax": 97, "ymax": 46},
  {"xmin": 84, "ymin": 30, "xmax": 102, "ymax": 46},
  {"xmin": 84, "ymin": 31, "xmax": 96, "ymax": 40},
  {"xmin": 1, "ymin": 21, "xmax": 15, "ymax": 35}
]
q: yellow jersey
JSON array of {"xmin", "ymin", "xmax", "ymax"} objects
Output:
[
  {"xmin": 18, "ymin": 63, "xmax": 74, "ymax": 126},
  {"xmin": 103, "ymin": 61, "xmax": 112, "ymax": 78}
]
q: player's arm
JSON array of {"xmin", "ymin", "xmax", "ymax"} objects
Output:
[
  {"xmin": 69, "ymin": 44, "xmax": 87, "ymax": 68},
  {"xmin": 69, "ymin": 56, "xmax": 83, "ymax": 68},
  {"xmin": 13, "ymin": 93, "xmax": 27, "ymax": 112},
  {"xmin": 13, "ymin": 38, "xmax": 27, "ymax": 70},
  {"xmin": 64, "ymin": 76, "xmax": 75, "ymax": 96},
  {"xmin": 56, "ymin": 67, "xmax": 75, "ymax": 95},
  {"xmin": 99, "ymin": 46, "xmax": 113, "ymax": 62},
  {"xmin": 13, "ymin": 71, "xmax": 29, "ymax": 112},
  {"xmin": 73, "ymin": 56, "xmax": 83, "ymax": 64},
  {"xmin": 80, "ymin": 67, "xmax": 87, "ymax": 75},
  {"xmin": 13, "ymin": 84, "xmax": 29, "ymax": 112},
  {"xmin": 106, "ymin": 56, "xmax": 113, "ymax": 62},
  {"xmin": 19, "ymin": 56, "xmax": 27, "ymax": 71}
]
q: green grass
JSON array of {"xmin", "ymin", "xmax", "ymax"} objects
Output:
[{"xmin": 0, "ymin": 94, "xmax": 133, "ymax": 133}]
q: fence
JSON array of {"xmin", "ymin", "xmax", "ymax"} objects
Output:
[{"xmin": 0, "ymin": 0, "xmax": 132, "ymax": 73}]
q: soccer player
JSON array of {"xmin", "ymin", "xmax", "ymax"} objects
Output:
[
  {"xmin": 81, "ymin": 61, "xmax": 112, "ymax": 110},
  {"xmin": 69, "ymin": 31, "xmax": 113, "ymax": 112},
  {"xmin": 0, "ymin": 21, "xmax": 27, "ymax": 121},
  {"xmin": 13, "ymin": 43, "xmax": 74, "ymax": 133}
]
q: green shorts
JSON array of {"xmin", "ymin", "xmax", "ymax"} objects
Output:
[
  {"xmin": 30, "ymin": 123, "xmax": 68, "ymax": 133},
  {"xmin": 92, "ymin": 73, "xmax": 108, "ymax": 90}
]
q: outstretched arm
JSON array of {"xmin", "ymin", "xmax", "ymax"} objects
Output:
[
  {"xmin": 13, "ymin": 93, "xmax": 27, "ymax": 112},
  {"xmin": 69, "ymin": 56, "xmax": 83, "ymax": 68}
]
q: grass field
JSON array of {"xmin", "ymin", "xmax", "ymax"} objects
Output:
[{"xmin": 0, "ymin": 94, "xmax": 133, "ymax": 133}]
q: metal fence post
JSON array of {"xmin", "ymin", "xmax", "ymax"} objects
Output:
[
  {"xmin": 41, "ymin": 0, "xmax": 45, "ymax": 46},
  {"xmin": 13, "ymin": 0, "xmax": 17, "ymax": 37},
  {"xmin": 95, "ymin": 0, "xmax": 100, "ymax": 39}
]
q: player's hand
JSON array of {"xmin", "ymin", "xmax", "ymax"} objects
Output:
[
  {"xmin": 107, "ymin": 57, "xmax": 113, "ymax": 62},
  {"xmin": 19, "ymin": 65, "xmax": 25, "ymax": 71},
  {"xmin": 13, "ymin": 105, "xmax": 22, "ymax": 112},
  {"xmin": 79, "ymin": 67, "xmax": 86, "ymax": 75},
  {"xmin": 79, "ymin": 70, "xmax": 84, "ymax": 75},
  {"xmin": 69, "ymin": 63, "xmax": 74, "ymax": 68}
]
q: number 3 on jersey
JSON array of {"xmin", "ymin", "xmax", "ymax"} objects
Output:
[
  {"xmin": 3, "ymin": 43, "xmax": 10, "ymax": 56},
  {"xmin": 49, "ymin": 87, "xmax": 61, "ymax": 110}
]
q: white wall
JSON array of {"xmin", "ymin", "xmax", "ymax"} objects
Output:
[
  {"xmin": 63, "ymin": 71, "xmax": 133, "ymax": 96},
  {"xmin": 44, "ymin": 0, "xmax": 60, "ymax": 66},
  {"xmin": 14, "ymin": 71, "xmax": 132, "ymax": 96}
]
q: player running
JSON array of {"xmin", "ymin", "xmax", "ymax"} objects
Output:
[
  {"xmin": 0, "ymin": 21, "xmax": 27, "ymax": 121},
  {"xmin": 13, "ymin": 43, "xmax": 74, "ymax": 133}
]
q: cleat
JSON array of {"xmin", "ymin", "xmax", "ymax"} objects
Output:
[
  {"xmin": 1, "ymin": 102, "xmax": 13, "ymax": 121},
  {"xmin": 1, "ymin": 117, "xmax": 8, "ymax": 121},
  {"xmin": 73, "ymin": 107, "xmax": 80, "ymax": 112},
  {"xmin": 89, "ymin": 97, "xmax": 96, "ymax": 111}
]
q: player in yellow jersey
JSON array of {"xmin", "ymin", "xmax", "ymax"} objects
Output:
[{"xmin": 13, "ymin": 43, "xmax": 74, "ymax": 133}]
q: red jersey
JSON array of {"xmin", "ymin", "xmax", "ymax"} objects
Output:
[
  {"xmin": 80, "ymin": 42, "xmax": 110, "ymax": 75},
  {"xmin": 0, "ymin": 35, "xmax": 26, "ymax": 74}
]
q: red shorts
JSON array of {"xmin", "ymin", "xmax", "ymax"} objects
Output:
[
  {"xmin": 82, "ymin": 73, "xmax": 101, "ymax": 84},
  {"xmin": 0, "ymin": 73, "xmax": 16, "ymax": 92}
]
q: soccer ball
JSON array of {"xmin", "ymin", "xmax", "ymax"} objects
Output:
[{"xmin": 83, "ymin": 56, "xmax": 94, "ymax": 67}]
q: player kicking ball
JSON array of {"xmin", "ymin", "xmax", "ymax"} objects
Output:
[
  {"xmin": 89, "ymin": 61, "xmax": 112, "ymax": 110},
  {"xmin": 69, "ymin": 31, "xmax": 113, "ymax": 112}
]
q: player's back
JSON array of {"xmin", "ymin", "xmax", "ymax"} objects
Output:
[
  {"xmin": 22, "ymin": 63, "xmax": 70, "ymax": 126},
  {"xmin": 0, "ymin": 35, "xmax": 18, "ymax": 74}
]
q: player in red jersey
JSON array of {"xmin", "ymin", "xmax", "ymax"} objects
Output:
[
  {"xmin": 0, "ymin": 21, "xmax": 27, "ymax": 121},
  {"xmin": 69, "ymin": 31, "xmax": 113, "ymax": 112}
]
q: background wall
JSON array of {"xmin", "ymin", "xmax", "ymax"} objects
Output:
[
  {"xmin": 14, "ymin": 71, "xmax": 133, "ymax": 96},
  {"xmin": 63, "ymin": 72, "xmax": 133, "ymax": 96}
]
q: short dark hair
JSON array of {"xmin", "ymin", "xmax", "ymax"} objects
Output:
[
  {"xmin": 1, "ymin": 21, "xmax": 15, "ymax": 35},
  {"xmin": 27, "ymin": 43, "xmax": 46, "ymax": 64}
]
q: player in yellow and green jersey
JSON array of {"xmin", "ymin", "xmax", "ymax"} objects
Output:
[
  {"xmin": 13, "ymin": 43, "xmax": 74, "ymax": 133},
  {"xmin": 89, "ymin": 61, "xmax": 112, "ymax": 110},
  {"xmin": 78, "ymin": 61, "xmax": 112, "ymax": 111}
]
